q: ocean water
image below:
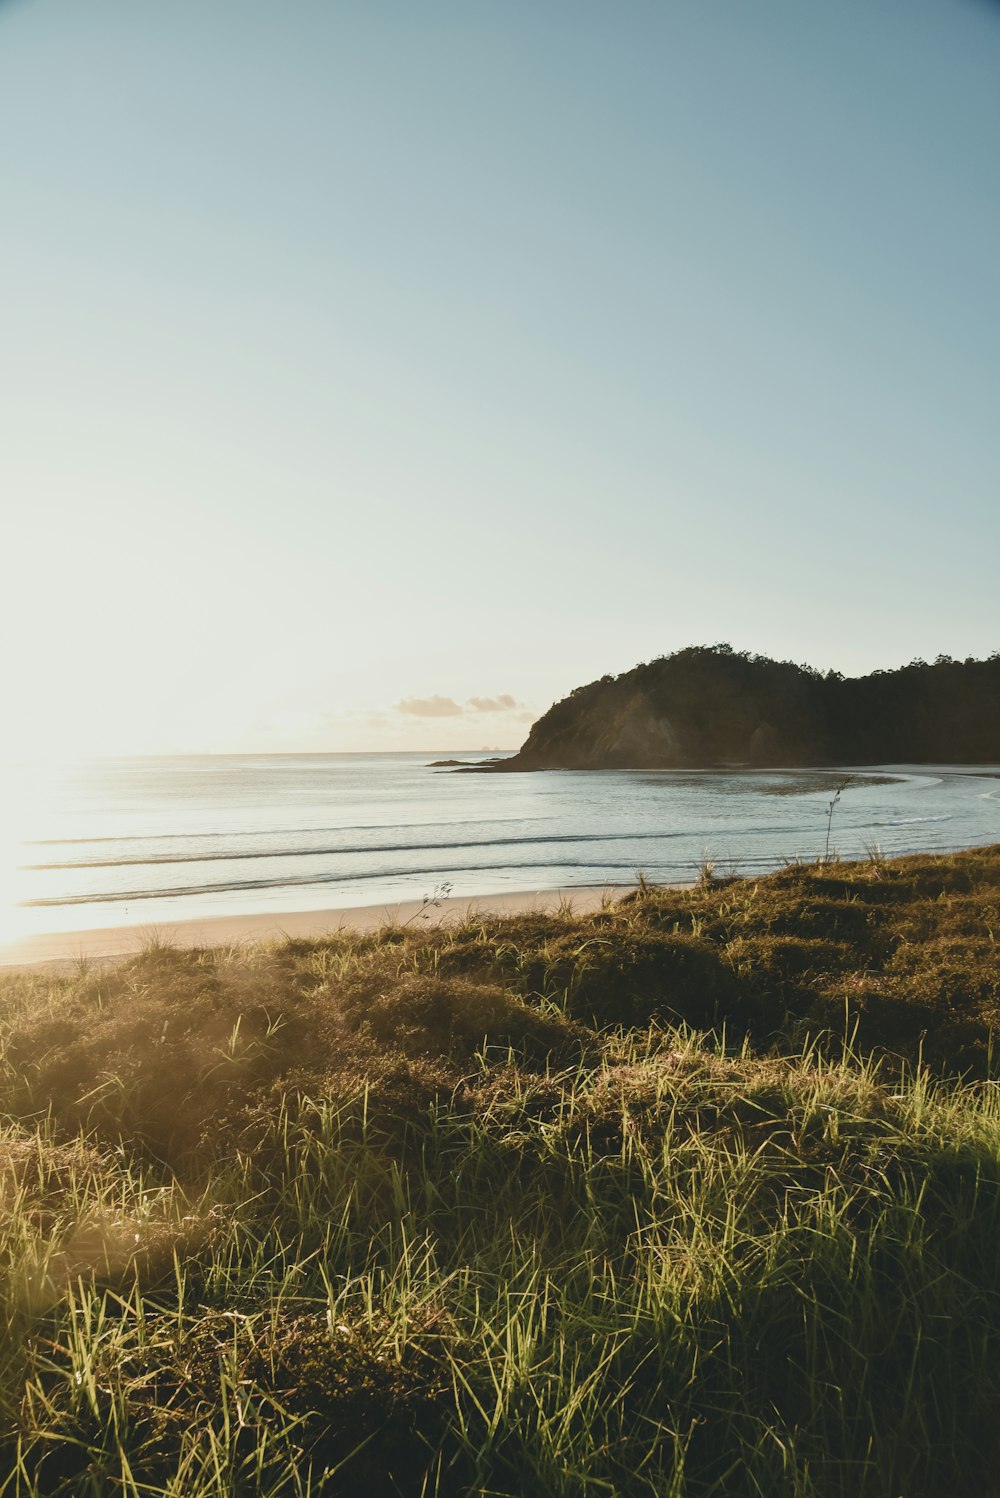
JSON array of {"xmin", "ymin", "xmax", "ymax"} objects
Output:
[{"xmin": 3, "ymin": 753, "xmax": 999, "ymax": 944}]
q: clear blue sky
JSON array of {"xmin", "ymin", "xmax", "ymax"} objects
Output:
[{"xmin": 2, "ymin": 0, "xmax": 998, "ymax": 754}]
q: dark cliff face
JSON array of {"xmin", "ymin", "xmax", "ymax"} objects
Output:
[{"xmin": 501, "ymin": 646, "xmax": 1000, "ymax": 770}]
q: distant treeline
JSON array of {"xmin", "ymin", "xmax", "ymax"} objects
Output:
[{"xmin": 503, "ymin": 645, "xmax": 1000, "ymax": 769}]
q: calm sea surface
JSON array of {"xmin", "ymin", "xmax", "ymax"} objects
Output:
[{"xmin": 3, "ymin": 754, "xmax": 999, "ymax": 943}]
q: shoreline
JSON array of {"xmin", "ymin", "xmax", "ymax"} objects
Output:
[{"xmin": 0, "ymin": 886, "xmax": 639, "ymax": 971}]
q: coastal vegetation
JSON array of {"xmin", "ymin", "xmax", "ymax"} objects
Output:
[
  {"xmin": 497, "ymin": 645, "xmax": 1000, "ymax": 769},
  {"xmin": 0, "ymin": 843, "xmax": 999, "ymax": 1494}
]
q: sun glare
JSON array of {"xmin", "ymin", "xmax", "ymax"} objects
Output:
[{"xmin": 0, "ymin": 764, "xmax": 33, "ymax": 950}]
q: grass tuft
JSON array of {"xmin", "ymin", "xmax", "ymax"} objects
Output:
[{"xmin": 0, "ymin": 845, "xmax": 998, "ymax": 1493}]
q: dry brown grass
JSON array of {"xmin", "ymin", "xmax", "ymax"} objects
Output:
[{"xmin": 0, "ymin": 846, "xmax": 997, "ymax": 1174}]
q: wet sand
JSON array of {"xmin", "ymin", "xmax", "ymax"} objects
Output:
[{"xmin": 0, "ymin": 886, "xmax": 639, "ymax": 971}]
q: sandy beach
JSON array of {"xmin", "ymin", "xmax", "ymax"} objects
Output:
[{"xmin": 0, "ymin": 886, "xmax": 637, "ymax": 971}]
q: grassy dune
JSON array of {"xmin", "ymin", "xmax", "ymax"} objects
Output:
[{"xmin": 1, "ymin": 846, "xmax": 1000, "ymax": 1495}]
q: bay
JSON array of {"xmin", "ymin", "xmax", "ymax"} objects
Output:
[{"xmin": 4, "ymin": 753, "xmax": 999, "ymax": 944}]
